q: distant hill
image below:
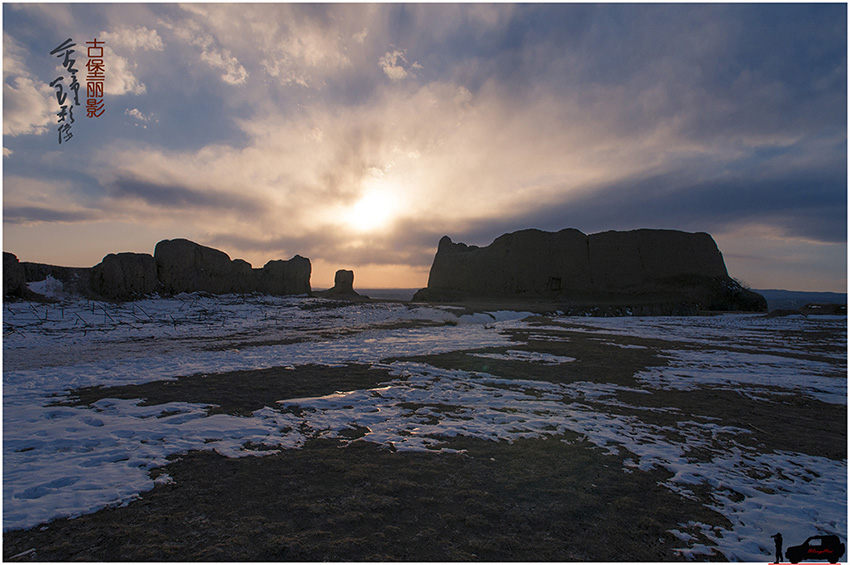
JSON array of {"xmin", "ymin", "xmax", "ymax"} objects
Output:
[{"xmin": 755, "ymin": 289, "xmax": 847, "ymax": 311}]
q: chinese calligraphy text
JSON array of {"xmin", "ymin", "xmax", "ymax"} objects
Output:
[
  {"xmin": 85, "ymin": 38, "xmax": 105, "ymax": 118},
  {"xmin": 49, "ymin": 38, "xmax": 80, "ymax": 144}
]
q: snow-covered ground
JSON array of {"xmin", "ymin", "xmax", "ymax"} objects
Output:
[{"xmin": 3, "ymin": 295, "xmax": 846, "ymax": 562}]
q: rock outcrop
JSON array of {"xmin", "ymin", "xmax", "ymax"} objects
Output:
[
  {"xmin": 154, "ymin": 239, "xmax": 247, "ymax": 295},
  {"xmin": 315, "ymin": 269, "xmax": 366, "ymax": 300},
  {"xmin": 3, "ymin": 252, "xmax": 28, "ymax": 298},
  {"xmin": 90, "ymin": 253, "xmax": 160, "ymax": 299},
  {"xmin": 256, "ymin": 257, "xmax": 312, "ymax": 296},
  {"xmin": 154, "ymin": 239, "xmax": 311, "ymax": 297},
  {"xmin": 413, "ymin": 228, "xmax": 767, "ymax": 313},
  {"xmin": 4, "ymin": 239, "xmax": 312, "ymax": 301},
  {"xmin": 333, "ymin": 269, "xmax": 356, "ymax": 294}
]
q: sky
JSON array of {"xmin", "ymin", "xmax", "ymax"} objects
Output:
[{"xmin": 2, "ymin": 3, "xmax": 847, "ymax": 291}]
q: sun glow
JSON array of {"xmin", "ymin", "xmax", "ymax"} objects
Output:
[{"xmin": 344, "ymin": 189, "xmax": 398, "ymax": 232}]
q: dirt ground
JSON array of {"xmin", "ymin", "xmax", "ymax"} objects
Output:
[
  {"xmin": 51, "ymin": 363, "xmax": 399, "ymax": 417},
  {"xmin": 4, "ymin": 434, "xmax": 728, "ymax": 561},
  {"xmin": 4, "ymin": 311, "xmax": 846, "ymax": 561}
]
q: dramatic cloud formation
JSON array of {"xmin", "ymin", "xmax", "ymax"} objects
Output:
[
  {"xmin": 97, "ymin": 26, "xmax": 164, "ymax": 95},
  {"xmin": 3, "ymin": 35, "xmax": 55, "ymax": 136},
  {"xmin": 3, "ymin": 3, "xmax": 846, "ymax": 290}
]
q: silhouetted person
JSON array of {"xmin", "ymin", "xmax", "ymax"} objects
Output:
[{"xmin": 772, "ymin": 533, "xmax": 783, "ymax": 563}]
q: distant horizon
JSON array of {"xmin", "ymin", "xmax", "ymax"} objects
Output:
[
  {"xmin": 4, "ymin": 226, "xmax": 848, "ymax": 294},
  {"xmin": 323, "ymin": 286, "xmax": 850, "ymax": 295},
  {"xmin": 4, "ymin": 4, "xmax": 846, "ymax": 293},
  {"xmin": 7, "ymin": 243, "xmax": 847, "ymax": 296}
]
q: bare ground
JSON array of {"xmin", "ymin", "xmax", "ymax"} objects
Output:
[
  {"xmin": 4, "ymin": 312, "xmax": 845, "ymax": 561},
  {"xmin": 4, "ymin": 434, "xmax": 728, "ymax": 562}
]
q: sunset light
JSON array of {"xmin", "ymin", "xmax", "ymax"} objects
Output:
[
  {"xmin": 2, "ymin": 4, "xmax": 846, "ymax": 560},
  {"xmin": 2, "ymin": 3, "xmax": 845, "ymax": 291},
  {"xmin": 344, "ymin": 189, "xmax": 398, "ymax": 233}
]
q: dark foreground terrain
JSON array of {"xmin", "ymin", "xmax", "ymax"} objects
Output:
[
  {"xmin": 3, "ymin": 302, "xmax": 846, "ymax": 561},
  {"xmin": 5, "ymin": 433, "xmax": 726, "ymax": 562}
]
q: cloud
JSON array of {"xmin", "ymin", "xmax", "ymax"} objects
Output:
[
  {"xmin": 4, "ymin": 205, "xmax": 102, "ymax": 225},
  {"xmin": 99, "ymin": 26, "xmax": 164, "ymax": 52},
  {"xmin": 165, "ymin": 4, "xmax": 363, "ymax": 88},
  {"xmin": 714, "ymin": 224, "xmax": 846, "ymax": 291},
  {"xmin": 166, "ymin": 17, "xmax": 248, "ymax": 86},
  {"xmin": 124, "ymin": 108, "xmax": 154, "ymax": 122},
  {"xmin": 3, "ymin": 175, "xmax": 105, "ymax": 225},
  {"xmin": 175, "ymin": 4, "xmax": 358, "ymax": 89},
  {"xmin": 83, "ymin": 79, "xmax": 602, "ymax": 266},
  {"xmin": 88, "ymin": 80, "xmax": 483, "ymax": 263},
  {"xmin": 379, "ymin": 49, "xmax": 421, "ymax": 81},
  {"xmin": 92, "ymin": 27, "xmax": 164, "ymax": 96},
  {"xmin": 3, "ymin": 76, "xmax": 55, "ymax": 136},
  {"xmin": 91, "ymin": 42, "xmax": 845, "ymax": 271},
  {"xmin": 3, "ymin": 35, "xmax": 55, "ymax": 136},
  {"xmin": 104, "ymin": 175, "xmax": 264, "ymax": 216},
  {"xmin": 199, "ymin": 47, "xmax": 248, "ymax": 86},
  {"xmin": 3, "ymin": 4, "xmax": 844, "ymax": 291},
  {"xmin": 259, "ymin": 20, "xmax": 353, "ymax": 87},
  {"xmin": 3, "ymin": 34, "xmax": 32, "ymax": 76},
  {"xmin": 205, "ymin": 220, "xmax": 442, "ymax": 271},
  {"xmin": 80, "ymin": 141, "xmax": 287, "ymax": 242},
  {"xmin": 508, "ymin": 161, "xmax": 847, "ymax": 247},
  {"xmin": 102, "ymin": 45, "xmax": 148, "ymax": 95},
  {"xmin": 353, "ymin": 28, "xmax": 369, "ymax": 44}
]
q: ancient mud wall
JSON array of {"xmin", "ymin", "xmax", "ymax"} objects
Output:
[
  {"xmin": 4, "ymin": 239, "xmax": 312, "ymax": 301},
  {"xmin": 414, "ymin": 228, "xmax": 766, "ymax": 312}
]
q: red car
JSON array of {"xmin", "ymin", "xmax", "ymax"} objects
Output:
[{"xmin": 786, "ymin": 535, "xmax": 845, "ymax": 564}]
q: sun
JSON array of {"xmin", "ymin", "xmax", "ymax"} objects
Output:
[{"xmin": 344, "ymin": 189, "xmax": 397, "ymax": 232}]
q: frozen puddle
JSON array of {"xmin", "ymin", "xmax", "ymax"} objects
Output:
[{"xmin": 3, "ymin": 298, "xmax": 846, "ymax": 562}]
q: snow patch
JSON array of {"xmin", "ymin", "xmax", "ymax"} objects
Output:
[
  {"xmin": 26, "ymin": 276, "xmax": 64, "ymax": 298},
  {"xmin": 468, "ymin": 349, "xmax": 576, "ymax": 364},
  {"xmin": 3, "ymin": 298, "xmax": 845, "ymax": 563}
]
